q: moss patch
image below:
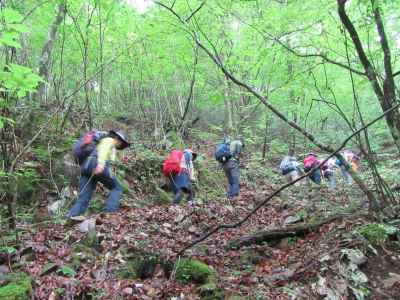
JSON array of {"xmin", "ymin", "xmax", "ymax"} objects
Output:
[
  {"xmin": 71, "ymin": 244, "xmax": 97, "ymax": 268},
  {"xmin": 357, "ymin": 223, "xmax": 398, "ymax": 245},
  {"xmin": 154, "ymin": 187, "xmax": 171, "ymax": 205},
  {"xmin": 116, "ymin": 255, "xmax": 159, "ymax": 279},
  {"xmin": 0, "ymin": 272, "xmax": 32, "ymax": 300},
  {"xmin": 199, "ymin": 282, "xmax": 224, "ymax": 300},
  {"xmin": 175, "ymin": 259, "xmax": 215, "ymax": 284}
]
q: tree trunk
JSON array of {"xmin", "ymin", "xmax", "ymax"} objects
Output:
[
  {"xmin": 37, "ymin": 2, "xmax": 66, "ymax": 103},
  {"xmin": 337, "ymin": 0, "xmax": 400, "ymax": 153}
]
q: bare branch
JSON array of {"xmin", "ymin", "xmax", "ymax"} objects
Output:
[
  {"xmin": 180, "ymin": 43, "xmax": 199, "ymax": 126},
  {"xmin": 22, "ymin": 0, "xmax": 51, "ymax": 22},
  {"xmin": 185, "ymin": 0, "xmax": 206, "ymax": 22},
  {"xmin": 231, "ymin": 13, "xmax": 366, "ymax": 77}
]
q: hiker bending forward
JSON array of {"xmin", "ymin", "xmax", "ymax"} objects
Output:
[
  {"xmin": 170, "ymin": 149, "xmax": 197, "ymax": 205},
  {"xmin": 68, "ymin": 130, "xmax": 130, "ymax": 217},
  {"xmin": 280, "ymin": 150, "xmax": 301, "ymax": 184},
  {"xmin": 338, "ymin": 150, "xmax": 360, "ymax": 184},
  {"xmin": 303, "ymin": 153, "xmax": 322, "ymax": 184},
  {"xmin": 222, "ymin": 139, "xmax": 244, "ymax": 199}
]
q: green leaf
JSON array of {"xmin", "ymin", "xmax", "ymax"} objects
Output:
[
  {"xmin": 0, "ymin": 31, "xmax": 21, "ymax": 48},
  {"xmin": 0, "ymin": 246, "xmax": 17, "ymax": 254},
  {"xmin": 57, "ymin": 266, "xmax": 76, "ymax": 277},
  {"xmin": 8, "ymin": 23, "xmax": 29, "ymax": 33},
  {"xmin": 1, "ymin": 8, "xmax": 23, "ymax": 23}
]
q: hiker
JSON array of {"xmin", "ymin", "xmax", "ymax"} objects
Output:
[
  {"xmin": 321, "ymin": 158, "xmax": 337, "ymax": 189},
  {"xmin": 279, "ymin": 149, "xmax": 302, "ymax": 184},
  {"xmin": 335, "ymin": 150, "xmax": 361, "ymax": 185},
  {"xmin": 67, "ymin": 130, "xmax": 130, "ymax": 218},
  {"xmin": 163, "ymin": 149, "xmax": 197, "ymax": 205},
  {"xmin": 303, "ymin": 153, "xmax": 322, "ymax": 184},
  {"xmin": 216, "ymin": 138, "xmax": 244, "ymax": 199}
]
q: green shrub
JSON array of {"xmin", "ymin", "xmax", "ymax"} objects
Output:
[
  {"xmin": 357, "ymin": 223, "xmax": 397, "ymax": 245},
  {"xmin": 175, "ymin": 259, "xmax": 215, "ymax": 284},
  {"xmin": 0, "ymin": 272, "xmax": 32, "ymax": 300}
]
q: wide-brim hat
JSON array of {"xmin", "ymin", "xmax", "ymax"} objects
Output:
[
  {"xmin": 109, "ymin": 130, "xmax": 130, "ymax": 149},
  {"xmin": 306, "ymin": 152, "xmax": 317, "ymax": 157}
]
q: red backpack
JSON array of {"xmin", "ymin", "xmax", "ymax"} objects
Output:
[
  {"xmin": 163, "ymin": 150, "xmax": 184, "ymax": 177},
  {"xmin": 304, "ymin": 155, "xmax": 318, "ymax": 169}
]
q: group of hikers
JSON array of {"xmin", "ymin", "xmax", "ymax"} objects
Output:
[
  {"xmin": 67, "ymin": 129, "xmax": 359, "ymax": 219},
  {"xmin": 67, "ymin": 130, "xmax": 244, "ymax": 218},
  {"xmin": 279, "ymin": 149, "xmax": 360, "ymax": 189}
]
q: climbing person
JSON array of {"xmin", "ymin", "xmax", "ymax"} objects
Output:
[
  {"xmin": 215, "ymin": 137, "xmax": 244, "ymax": 199},
  {"xmin": 303, "ymin": 153, "xmax": 322, "ymax": 184},
  {"xmin": 279, "ymin": 149, "xmax": 302, "ymax": 184},
  {"xmin": 343, "ymin": 150, "xmax": 361, "ymax": 171},
  {"xmin": 321, "ymin": 158, "xmax": 337, "ymax": 189},
  {"xmin": 163, "ymin": 148, "xmax": 197, "ymax": 205},
  {"xmin": 67, "ymin": 130, "xmax": 130, "ymax": 218},
  {"xmin": 335, "ymin": 150, "xmax": 361, "ymax": 185}
]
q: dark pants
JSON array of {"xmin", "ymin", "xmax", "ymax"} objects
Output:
[
  {"xmin": 223, "ymin": 159, "xmax": 240, "ymax": 198},
  {"xmin": 308, "ymin": 169, "xmax": 322, "ymax": 184},
  {"xmin": 68, "ymin": 157, "xmax": 122, "ymax": 217},
  {"xmin": 170, "ymin": 172, "xmax": 194, "ymax": 204}
]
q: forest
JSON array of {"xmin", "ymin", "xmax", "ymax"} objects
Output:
[{"xmin": 1, "ymin": 0, "xmax": 400, "ymax": 299}]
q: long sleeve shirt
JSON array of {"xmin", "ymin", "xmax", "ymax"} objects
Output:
[
  {"xmin": 230, "ymin": 140, "xmax": 243, "ymax": 160},
  {"xmin": 96, "ymin": 137, "xmax": 117, "ymax": 167},
  {"xmin": 181, "ymin": 151, "xmax": 195, "ymax": 180},
  {"xmin": 280, "ymin": 156, "xmax": 299, "ymax": 170}
]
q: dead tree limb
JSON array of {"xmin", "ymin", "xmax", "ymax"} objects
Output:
[{"xmin": 227, "ymin": 214, "xmax": 346, "ymax": 250}]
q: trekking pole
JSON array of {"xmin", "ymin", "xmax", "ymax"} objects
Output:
[{"xmin": 77, "ymin": 173, "xmax": 95, "ymax": 197}]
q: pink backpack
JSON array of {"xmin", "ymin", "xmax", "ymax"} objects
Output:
[{"xmin": 304, "ymin": 155, "xmax": 318, "ymax": 169}]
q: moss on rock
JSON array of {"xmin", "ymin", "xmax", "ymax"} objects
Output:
[
  {"xmin": 199, "ymin": 282, "xmax": 224, "ymax": 300},
  {"xmin": 0, "ymin": 273, "xmax": 32, "ymax": 300},
  {"xmin": 116, "ymin": 255, "xmax": 159, "ymax": 279},
  {"xmin": 175, "ymin": 259, "xmax": 215, "ymax": 284},
  {"xmin": 71, "ymin": 244, "xmax": 97, "ymax": 268}
]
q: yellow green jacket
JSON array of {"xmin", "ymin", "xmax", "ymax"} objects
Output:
[{"xmin": 96, "ymin": 137, "xmax": 117, "ymax": 167}]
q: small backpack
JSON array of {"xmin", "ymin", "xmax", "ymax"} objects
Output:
[
  {"xmin": 215, "ymin": 142, "xmax": 231, "ymax": 163},
  {"xmin": 163, "ymin": 150, "xmax": 184, "ymax": 177},
  {"xmin": 280, "ymin": 157, "xmax": 297, "ymax": 174},
  {"xmin": 304, "ymin": 155, "xmax": 318, "ymax": 170},
  {"xmin": 73, "ymin": 130, "xmax": 108, "ymax": 165}
]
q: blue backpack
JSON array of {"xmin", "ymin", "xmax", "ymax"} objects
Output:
[
  {"xmin": 73, "ymin": 130, "xmax": 108, "ymax": 165},
  {"xmin": 215, "ymin": 142, "xmax": 232, "ymax": 163}
]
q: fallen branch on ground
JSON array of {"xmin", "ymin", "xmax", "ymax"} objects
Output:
[{"xmin": 227, "ymin": 214, "xmax": 350, "ymax": 250}]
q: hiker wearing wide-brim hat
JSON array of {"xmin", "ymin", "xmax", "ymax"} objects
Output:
[
  {"xmin": 109, "ymin": 130, "xmax": 130, "ymax": 150},
  {"xmin": 68, "ymin": 129, "xmax": 130, "ymax": 218}
]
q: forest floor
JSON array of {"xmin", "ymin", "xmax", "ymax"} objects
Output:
[
  {"xmin": 17, "ymin": 178, "xmax": 400, "ymax": 299},
  {"xmin": 2, "ymin": 127, "xmax": 400, "ymax": 299}
]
